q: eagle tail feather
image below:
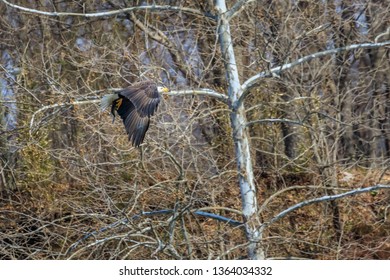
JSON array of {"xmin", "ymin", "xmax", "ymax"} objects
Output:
[{"xmin": 100, "ymin": 94, "xmax": 119, "ymax": 112}]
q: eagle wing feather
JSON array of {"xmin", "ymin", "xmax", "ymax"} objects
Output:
[{"xmin": 118, "ymin": 81, "xmax": 160, "ymax": 117}]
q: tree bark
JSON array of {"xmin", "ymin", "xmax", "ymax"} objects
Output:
[{"xmin": 215, "ymin": 0, "xmax": 263, "ymax": 260}]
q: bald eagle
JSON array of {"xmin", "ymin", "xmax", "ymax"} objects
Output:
[{"xmin": 101, "ymin": 81, "xmax": 169, "ymax": 147}]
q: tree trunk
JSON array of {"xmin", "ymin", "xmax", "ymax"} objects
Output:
[{"xmin": 215, "ymin": 0, "xmax": 264, "ymax": 260}]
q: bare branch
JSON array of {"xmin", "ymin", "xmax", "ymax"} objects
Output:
[
  {"xmin": 197, "ymin": 206, "xmax": 242, "ymax": 216},
  {"xmin": 262, "ymin": 185, "xmax": 390, "ymax": 230},
  {"xmin": 246, "ymin": 118, "xmax": 304, "ymax": 128},
  {"xmin": 67, "ymin": 209, "xmax": 243, "ymax": 253},
  {"xmin": 0, "ymin": 0, "xmax": 205, "ymax": 18},
  {"xmin": 236, "ymin": 40, "xmax": 390, "ymax": 108},
  {"xmin": 167, "ymin": 89, "xmax": 228, "ymax": 103},
  {"xmin": 129, "ymin": 12, "xmax": 173, "ymax": 49},
  {"xmin": 29, "ymin": 99, "xmax": 99, "ymax": 136},
  {"xmin": 129, "ymin": 12, "xmax": 200, "ymax": 83},
  {"xmin": 375, "ymin": 26, "xmax": 390, "ymax": 43},
  {"xmin": 29, "ymin": 88, "xmax": 228, "ymax": 135},
  {"xmin": 225, "ymin": 0, "xmax": 255, "ymax": 21}
]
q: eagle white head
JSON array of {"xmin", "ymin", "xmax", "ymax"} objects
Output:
[{"xmin": 157, "ymin": 86, "xmax": 170, "ymax": 93}]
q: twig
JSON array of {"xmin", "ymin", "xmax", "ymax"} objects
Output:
[
  {"xmin": 129, "ymin": 11, "xmax": 201, "ymax": 83},
  {"xmin": 225, "ymin": 0, "xmax": 255, "ymax": 21},
  {"xmin": 375, "ymin": 27, "xmax": 390, "ymax": 43},
  {"xmin": 246, "ymin": 118, "xmax": 304, "ymax": 128}
]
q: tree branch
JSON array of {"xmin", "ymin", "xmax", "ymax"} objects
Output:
[
  {"xmin": 235, "ymin": 40, "xmax": 390, "ymax": 109},
  {"xmin": 30, "ymin": 98, "xmax": 100, "ymax": 135},
  {"xmin": 261, "ymin": 184, "xmax": 390, "ymax": 230},
  {"xmin": 167, "ymin": 89, "xmax": 228, "ymax": 103},
  {"xmin": 129, "ymin": 11, "xmax": 200, "ymax": 83},
  {"xmin": 29, "ymin": 99, "xmax": 100, "ymax": 136},
  {"xmin": 0, "ymin": 0, "xmax": 206, "ymax": 18},
  {"xmin": 67, "ymin": 209, "xmax": 243, "ymax": 253},
  {"xmin": 225, "ymin": 0, "xmax": 255, "ymax": 21},
  {"xmin": 375, "ymin": 26, "xmax": 390, "ymax": 43},
  {"xmin": 246, "ymin": 118, "xmax": 304, "ymax": 128}
]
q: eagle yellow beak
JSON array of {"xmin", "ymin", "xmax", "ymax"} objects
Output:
[{"xmin": 158, "ymin": 86, "xmax": 170, "ymax": 93}]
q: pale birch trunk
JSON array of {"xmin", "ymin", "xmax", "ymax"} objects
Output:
[{"xmin": 215, "ymin": 0, "xmax": 263, "ymax": 260}]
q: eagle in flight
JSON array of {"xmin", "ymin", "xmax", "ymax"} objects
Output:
[{"xmin": 101, "ymin": 81, "xmax": 169, "ymax": 147}]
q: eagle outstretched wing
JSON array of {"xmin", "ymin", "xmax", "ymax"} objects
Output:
[
  {"xmin": 112, "ymin": 81, "xmax": 162, "ymax": 147},
  {"xmin": 118, "ymin": 81, "xmax": 160, "ymax": 117},
  {"xmin": 112, "ymin": 97, "xmax": 147, "ymax": 146}
]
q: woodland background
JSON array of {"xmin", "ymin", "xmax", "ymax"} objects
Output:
[{"xmin": 1, "ymin": 0, "xmax": 390, "ymax": 259}]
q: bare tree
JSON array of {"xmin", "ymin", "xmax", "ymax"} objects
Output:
[{"xmin": 1, "ymin": 0, "xmax": 390, "ymax": 260}]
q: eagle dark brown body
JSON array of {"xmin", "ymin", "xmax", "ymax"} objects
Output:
[{"xmin": 101, "ymin": 81, "xmax": 169, "ymax": 147}]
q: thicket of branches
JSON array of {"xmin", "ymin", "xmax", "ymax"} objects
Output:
[{"xmin": 1, "ymin": 0, "xmax": 389, "ymax": 259}]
